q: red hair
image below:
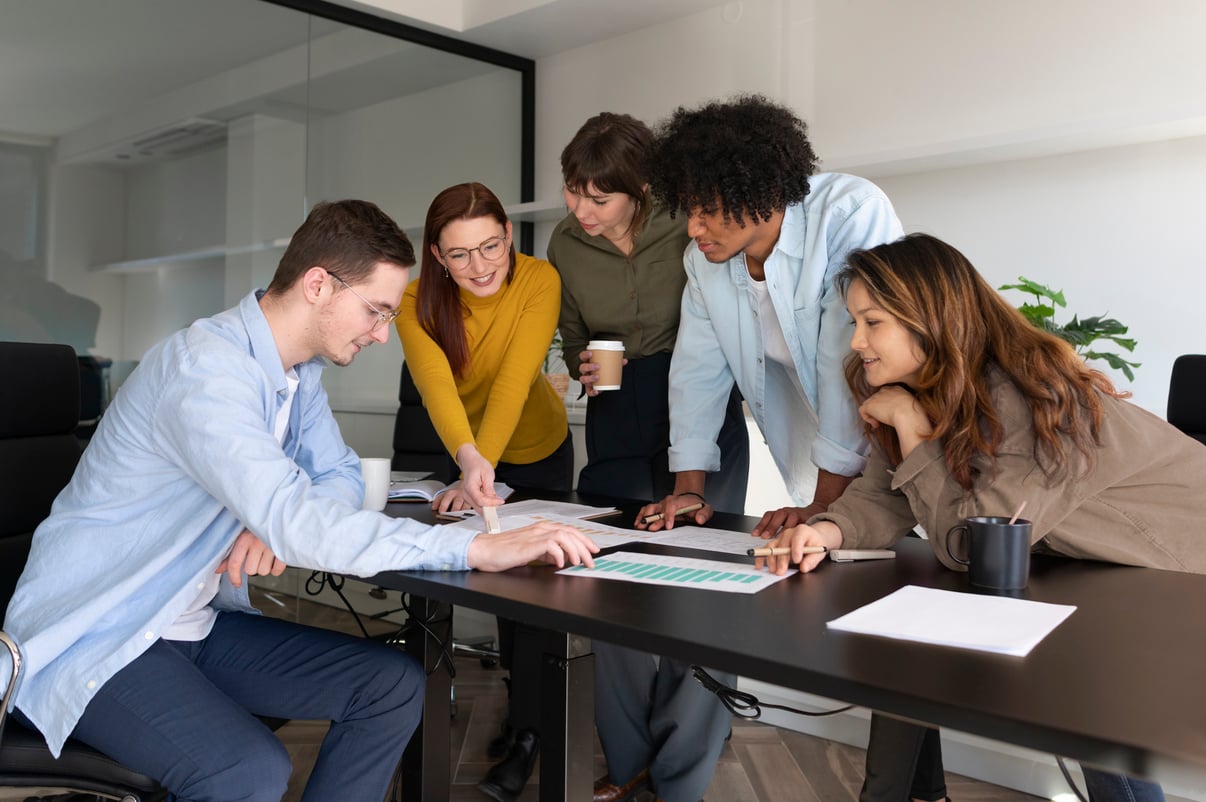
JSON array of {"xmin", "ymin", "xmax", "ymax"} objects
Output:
[{"xmin": 416, "ymin": 183, "xmax": 515, "ymax": 377}]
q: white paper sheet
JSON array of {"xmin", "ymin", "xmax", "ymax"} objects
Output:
[
  {"xmin": 826, "ymin": 585, "xmax": 1076, "ymax": 657},
  {"xmin": 646, "ymin": 525, "xmax": 766, "ymax": 555},
  {"xmin": 442, "ymin": 511, "xmax": 645, "ymax": 547}
]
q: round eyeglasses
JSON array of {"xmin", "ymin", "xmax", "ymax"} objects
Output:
[
  {"xmin": 328, "ymin": 272, "xmax": 399, "ymax": 331},
  {"xmin": 440, "ymin": 234, "xmax": 508, "ymax": 271}
]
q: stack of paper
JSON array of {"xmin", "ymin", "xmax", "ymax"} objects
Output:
[{"xmin": 826, "ymin": 585, "xmax": 1076, "ymax": 657}]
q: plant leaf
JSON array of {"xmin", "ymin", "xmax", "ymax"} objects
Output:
[
  {"xmin": 1084, "ymin": 351, "xmax": 1141, "ymax": 382},
  {"xmin": 1018, "ymin": 302, "xmax": 1056, "ymax": 324},
  {"xmin": 999, "ymin": 277, "xmax": 1066, "ymax": 307}
]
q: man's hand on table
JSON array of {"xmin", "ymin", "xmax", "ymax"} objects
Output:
[
  {"xmin": 466, "ymin": 521, "xmax": 599, "ymax": 572},
  {"xmin": 634, "ymin": 493, "xmax": 713, "ymax": 531}
]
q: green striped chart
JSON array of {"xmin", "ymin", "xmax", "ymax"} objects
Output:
[{"xmin": 558, "ymin": 551, "xmax": 794, "ymax": 594}]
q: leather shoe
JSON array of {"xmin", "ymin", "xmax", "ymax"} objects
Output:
[
  {"xmin": 487, "ymin": 720, "xmax": 515, "ymax": 760},
  {"xmin": 478, "ymin": 727, "xmax": 539, "ymax": 802},
  {"xmin": 593, "ymin": 767, "xmax": 650, "ymax": 802}
]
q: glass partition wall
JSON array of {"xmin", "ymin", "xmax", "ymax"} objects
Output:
[
  {"xmin": 0, "ymin": 0, "xmax": 533, "ymax": 412},
  {"xmin": 0, "ymin": 0, "xmax": 533, "ymax": 618}
]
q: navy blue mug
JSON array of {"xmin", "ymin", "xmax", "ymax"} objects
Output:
[{"xmin": 946, "ymin": 516, "xmax": 1032, "ymax": 591}]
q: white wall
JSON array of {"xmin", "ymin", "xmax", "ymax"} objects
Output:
[
  {"xmin": 528, "ymin": 0, "xmax": 1206, "ymax": 410},
  {"xmin": 811, "ymin": 0, "xmax": 1206, "ymax": 167},
  {"xmin": 877, "ymin": 135, "xmax": 1206, "ymax": 414},
  {"xmin": 532, "ymin": 0, "xmax": 797, "ymax": 211}
]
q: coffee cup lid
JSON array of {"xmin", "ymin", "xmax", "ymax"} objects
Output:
[{"xmin": 587, "ymin": 340, "xmax": 624, "ymax": 351}]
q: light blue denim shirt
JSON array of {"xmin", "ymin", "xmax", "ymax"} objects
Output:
[
  {"xmin": 668, "ymin": 173, "xmax": 903, "ymax": 502},
  {"xmin": 2, "ymin": 291, "xmax": 477, "ymax": 756}
]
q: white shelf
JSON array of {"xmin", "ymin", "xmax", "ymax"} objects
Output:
[
  {"xmin": 91, "ymin": 201, "xmax": 564, "ymax": 274},
  {"xmin": 91, "ymin": 237, "xmax": 292, "ymax": 274},
  {"xmin": 504, "ymin": 199, "xmax": 566, "ymax": 224}
]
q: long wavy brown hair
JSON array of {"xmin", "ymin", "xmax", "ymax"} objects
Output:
[
  {"xmin": 416, "ymin": 182, "xmax": 516, "ymax": 377},
  {"xmin": 837, "ymin": 233, "xmax": 1125, "ymax": 491}
]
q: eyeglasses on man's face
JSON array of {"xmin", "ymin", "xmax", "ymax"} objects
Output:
[
  {"xmin": 328, "ymin": 272, "xmax": 399, "ymax": 331},
  {"xmin": 440, "ymin": 233, "xmax": 508, "ymax": 271}
]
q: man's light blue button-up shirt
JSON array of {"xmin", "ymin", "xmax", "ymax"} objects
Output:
[
  {"xmin": 668, "ymin": 172, "xmax": 903, "ymax": 502},
  {"xmin": 2, "ymin": 291, "xmax": 476, "ymax": 756}
]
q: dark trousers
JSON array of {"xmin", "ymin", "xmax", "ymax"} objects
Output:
[
  {"xmin": 493, "ymin": 430, "xmax": 574, "ymax": 731},
  {"xmin": 578, "ymin": 352, "xmax": 750, "ymax": 514},
  {"xmin": 68, "ymin": 611, "xmax": 423, "ymax": 802},
  {"xmin": 861, "ymin": 713, "xmax": 947, "ymax": 802},
  {"xmin": 862, "ymin": 712, "xmax": 1166, "ymax": 802}
]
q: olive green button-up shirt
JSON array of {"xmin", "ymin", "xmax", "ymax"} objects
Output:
[{"xmin": 545, "ymin": 205, "xmax": 690, "ymax": 379}]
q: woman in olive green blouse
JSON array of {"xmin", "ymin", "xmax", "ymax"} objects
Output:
[{"xmin": 546, "ymin": 112, "xmax": 749, "ymax": 802}]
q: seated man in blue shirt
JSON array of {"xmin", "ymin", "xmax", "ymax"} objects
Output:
[
  {"xmin": 2, "ymin": 199, "xmax": 597, "ymax": 802},
  {"xmin": 590, "ymin": 97, "xmax": 902, "ymax": 802}
]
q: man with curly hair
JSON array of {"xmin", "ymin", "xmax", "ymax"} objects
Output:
[{"xmin": 607, "ymin": 96, "xmax": 902, "ymax": 802}]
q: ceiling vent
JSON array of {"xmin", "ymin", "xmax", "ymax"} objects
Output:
[{"xmin": 66, "ymin": 117, "xmax": 227, "ymax": 166}]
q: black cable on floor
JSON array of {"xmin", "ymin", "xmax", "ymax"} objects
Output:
[
  {"xmin": 304, "ymin": 571, "xmax": 371, "ymax": 639},
  {"xmin": 690, "ymin": 665, "xmax": 854, "ymax": 720}
]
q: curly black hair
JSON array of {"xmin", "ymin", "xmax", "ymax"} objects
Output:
[{"xmin": 648, "ymin": 94, "xmax": 818, "ymax": 226}]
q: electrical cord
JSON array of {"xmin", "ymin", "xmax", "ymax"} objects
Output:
[
  {"xmin": 1056, "ymin": 756, "xmax": 1090, "ymax": 802},
  {"xmin": 305, "ymin": 571, "xmax": 371, "ymax": 639},
  {"xmin": 303, "ymin": 572, "xmax": 457, "ymax": 679},
  {"xmin": 395, "ymin": 592, "xmax": 457, "ymax": 680},
  {"xmin": 694, "ymin": 662, "xmax": 1096, "ymax": 802},
  {"xmin": 690, "ymin": 665, "xmax": 854, "ymax": 720}
]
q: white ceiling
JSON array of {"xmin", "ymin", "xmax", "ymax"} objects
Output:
[{"xmin": 0, "ymin": 0, "xmax": 726, "ymax": 143}]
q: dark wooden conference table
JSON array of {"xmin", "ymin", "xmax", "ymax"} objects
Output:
[{"xmin": 373, "ymin": 492, "xmax": 1206, "ymax": 801}]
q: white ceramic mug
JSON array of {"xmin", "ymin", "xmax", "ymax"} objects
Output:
[{"xmin": 359, "ymin": 457, "xmax": 391, "ymax": 511}]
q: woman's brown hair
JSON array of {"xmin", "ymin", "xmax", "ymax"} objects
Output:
[
  {"xmin": 837, "ymin": 233, "xmax": 1124, "ymax": 490},
  {"xmin": 416, "ymin": 182, "xmax": 515, "ymax": 377},
  {"xmin": 560, "ymin": 112, "xmax": 654, "ymax": 240}
]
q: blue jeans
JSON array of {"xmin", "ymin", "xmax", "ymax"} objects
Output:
[
  {"xmin": 69, "ymin": 611, "xmax": 424, "ymax": 802},
  {"xmin": 1082, "ymin": 767, "xmax": 1166, "ymax": 802}
]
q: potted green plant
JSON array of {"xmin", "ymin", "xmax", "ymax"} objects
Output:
[
  {"xmin": 999, "ymin": 276, "xmax": 1140, "ymax": 381},
  {"xmin": 543, "ymin": 329, "xmax": 570, "ymax": 395}
]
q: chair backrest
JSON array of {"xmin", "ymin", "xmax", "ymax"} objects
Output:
[
  {"xmin": 391, "ymin": 362, "xmax": 457, "ymax": 483},
  {"xmin": 1167, "ymin": 354, "xmax": 1206, "ymax": 446},
  {"xmin": 0, "ymin": 342, "xmax": 82, "ymax": 609}
]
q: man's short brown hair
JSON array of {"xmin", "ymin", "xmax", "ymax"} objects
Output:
[{"xmin": 265, "ymin": 200, "xmax": 414, "ymax": 295}]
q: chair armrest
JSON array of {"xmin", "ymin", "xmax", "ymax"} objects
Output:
[{"xmin": 0, "ymin": 630, "xmax": 22, "ymax": 741}]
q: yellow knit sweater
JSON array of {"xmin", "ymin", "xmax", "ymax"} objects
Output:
[{"xmin": 396, "ymin": 253, "xmax": 567, "ymax": 467}]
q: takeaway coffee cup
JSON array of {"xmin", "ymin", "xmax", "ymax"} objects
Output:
[
  {"xmin": 946, "ymin": 516, "xmax": 1032, "ymax": 591},
  {"xmin": 359, "ymin": 457, "xmax": 391, "ymax": 511},
  {"xmin": 588, "ymin": 339, "xmax": 624, "ymax": 391}
]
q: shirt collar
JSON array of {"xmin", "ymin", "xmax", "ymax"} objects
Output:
[
  {"xmin": 772, "ymin": 202, "xmax": 806, "ymax": 260},
  {"xmin": 240, "ymin": 290, "xmax": 290, "ymax": 396}
]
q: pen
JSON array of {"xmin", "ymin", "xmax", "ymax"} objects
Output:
[
  {"xmin": 641, "ymin": 502, "xmax": 703, "ymax": 524},
  {"xmin": 746, "ymin": 546, "xmax": 828, "ymax": 557}
]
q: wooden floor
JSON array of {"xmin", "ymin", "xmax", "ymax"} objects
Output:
[{"xmin": 255, "ymin": 589, "xmax": 1042, "ymax": 802}]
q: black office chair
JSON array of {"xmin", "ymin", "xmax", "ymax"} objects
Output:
[
  {"xmin": 0, "ymin": 341, "xmax": 168, "ymax": 801},
  {"xmin": 1167, "ymin": 354, "xmax": 1206, "ymax": 445},
  {"xmin": 391, "ymin": 361, "xmax": 458, "ymax": 483},
  {"xmin": 388, "ymin": 361, "xmax": 497, "ymax": 669}
]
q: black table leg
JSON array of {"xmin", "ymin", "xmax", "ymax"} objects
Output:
[{"xmin": 401, "ymin": 595, "xmax": 453, "ymax": 801}]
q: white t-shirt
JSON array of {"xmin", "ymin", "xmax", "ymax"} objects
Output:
[
  {"xmin": 748, "ymin": 276, "xmax": 810, "ymax": 406},
  {"xmin": 163, "ymin": 367, "xmax": 299, "ymax": 641}
]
